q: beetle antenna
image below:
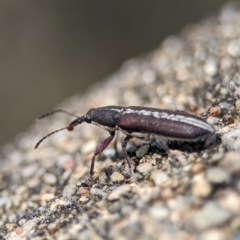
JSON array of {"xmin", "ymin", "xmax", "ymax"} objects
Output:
[
  {"xmin": 34, "ymin": 127, "xmax": 68, "ymax": 149},
  {"xmin": 35, "ymin": 116, "xmax": 85, "ymax": 149},
  {"xmin": 38, "ymin": 109, "xmax": 79, "ymax": 120}
]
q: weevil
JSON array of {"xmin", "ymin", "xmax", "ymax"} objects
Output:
[{"xmin": 35, "ymin": 106, "xmax": 215, "ymax": 180}]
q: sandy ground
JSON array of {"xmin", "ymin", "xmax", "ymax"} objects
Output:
[{"xmin": 1, "ymin": 3, "xmax": 240, "ymax": 240}]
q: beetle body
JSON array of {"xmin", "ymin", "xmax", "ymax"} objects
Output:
[
  {"xmin": 89, "ymin": 106, "xmax": 214, "ymax": 141},
  {"xmin": 35, "ymin": 106, "xmax": 215, "ymax": 180}
]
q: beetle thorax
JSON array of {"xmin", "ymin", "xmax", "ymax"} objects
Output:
[{"xmin": 91, "ymin": 107, "xmax": 122, "ymax": 131}]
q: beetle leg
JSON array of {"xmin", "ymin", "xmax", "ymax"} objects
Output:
[
  {"xmin": 89, "ymin": 131, "xmax": 115, "ymax": 181},
  {"xmin": 204, "ymin": 132, "xmax": 220, "ymax": 147},
  {"xmin": 113, "ymin": 131, "xmax": 119, "ymax": 157},
  {"xmin": 149, "ymin": 134, "xmax": 170, "ymax": 153},
  {"xmin": 150, "ymin": 134, "xmax": 177, "ymax": 161},
  {"xmin": 121, "ymin": 135, "xmax": 133, "ymax": 178}
]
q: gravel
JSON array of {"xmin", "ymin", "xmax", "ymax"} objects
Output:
[
  {"xmin": 110, "ymin": 171, "xmax": 125, "ymax": 182},
  {"xmin": 2, "ymin": 3, "xmax": 240, "ymax": 240},
  {"xmin": 206, "ymin": 167, "xmax": 231, "ymax": 184},
  {"xmin": 193, "ymin": 202, "xmax": 234, "ymax": 231},
  {"xmin": 151, "ymin": 170, "xmax": 169, "ymax": 186},
  {"xmin": 108, "ymin": 184, "xmax": 131, "ymax": 200}
]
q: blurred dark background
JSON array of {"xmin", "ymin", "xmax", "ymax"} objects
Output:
[{"xmin": 0, "ymin": 0, "xmax": 228, "ymax": 146}]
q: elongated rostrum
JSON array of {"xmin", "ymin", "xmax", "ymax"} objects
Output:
[{"xmin": 35, "ymin": 106, "xmax": 215, "ymax": 180}]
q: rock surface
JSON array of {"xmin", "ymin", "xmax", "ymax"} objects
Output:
[{"xmin": 1, "ymin": 3, "xmax": 240, "ymax": 240}]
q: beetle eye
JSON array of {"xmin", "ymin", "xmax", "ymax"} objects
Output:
[{"xmin": 85, "ymin": 115, "xmax": 92, "ymax": 123}]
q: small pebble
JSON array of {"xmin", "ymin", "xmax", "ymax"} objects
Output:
[
  {"xmin": 15, "ymin": 227, "xmax": 23, "ymax": 235},
  {"xmin": 138, "ymin": 187, "xmax": 161, "ymax": 204},
  {"xmin": 192, "ymin": 175, "xmax": 212, "ymax": 198},
  {"xmin": 62, "ymin": 200, "xmax": 74, "ymax": 208},
  {"xmin": 108, "ymin": 185, "xmax": 131, "ymax": 200},
  {"xmin": 199, "ymin": 229, "xmax": 228, "ymax": 240},
  {"xmin": 210, "ymin": 152, "xmax": 224, "ymax": 163},
  {"xmin": 90, "ymin": 187, "xmax": 108, "ymax": 198},
  {"xmin": 236, "ymin": 180, "xmax": 240, "ymax": 192},
  {"xmin": 235, "ymin": 99, "xmax": 240, "ymax": 111},
  {"xmin": 218, "ymin": 191, "xmax": 240, "ymax": 212},
  {"xmin": 193, "ymin": 202, "xmax": 233, "ymax": 230},
  {"xmin": 108, "ymin": 201, "xmax": 124, "ymax": 214},
  {"xmin": 38, "ymin": 223, "xmax": 47, "ymax": 230},
  {"xmin": 219, "ymin": 101, "xmax": 232, "ymax": 110},
  {"xmin": 148, "ymin": 203, "xmax": 169, "ymax": 220},
  {"xmin": 81, "ymin": 140, "xmax": 97, "ymax": 154},
  {"xmin": 203, "ymin": 59, "xmax": 218, "ymax": 77},
  {"xmin": 62, "ymin": 183, "xmax": 77, "ymax": 198},
  {"xmin": 41, "ymin": 193, "xmax": 55, "ymax": 203},
  {"xmin": 135, "ymin": 144, "xmax": 149, "ymax": 158},
  {"xmin": 5, "ymin": 223, "xmax": 16, "ymax": 231},
  {"xmin": 220, "ymin": 151, "xmax": 240, "ymax": 174},
  {"xmin": 222, "ymin": 126, "xmax": 240, "ymax": 151},
  {"xmin": 43, "ymin": 173, "xmax": 57, "ymax": 185},
  {"xmin": 50, "ymin": 199, "xmax": 65, "ymax": 211},
  {"xmin": 102, "ymin": 148, "xmax": 116, "ymax": 158},
  {"xmin": 161, "ymin": 188, "xmax": 173, "ymax": 199},
  {"xmin": 227, "ymin": 40, "xmax": 240, "ymax": 57},
  {"xmin": 220, "ymin": 87, "xmax": 228, "ymax": 96},
  {"xmin": 57, "ymin": 154, "xmax": 74, "ymax": 168},
  {"xmin": 20, "ymin": 164, "xmax": 39, "ymax": 178},
  {"xmin": 191, "ymin": 163, "xmax": 206, "ymax": 174},
  {"xmin": 220, "ymin": 57, "xmax": 234, "ymax": 71},
  {"xmin": 77, "ymin": 186, "xmax": 90, "ymax": 198},
  {"xmin": 110, "ymin": 172, "xmax": 124, "ymax": 182},
  {"xmin": 18, "ymin": 218, "xmax": 27, "ymax": 226},
  {"xmin": 48, "ymin": 221, "xmax": 60, "ymax": 234},
  {"xmin": 98, "ymin": 172, "xmax": 108, "ymax": 184},
  {"xmin": 136, "ymin": 162, "xmax": 152, "ymax": 174},
  {"xmin": 234, "ymin": 87, "xmax": 240, "ymax": 98},
  {"xmin": 207, "ymin": 117, "xmax": 219, "ymax": 125},
  {"xmin": 38, "ymin": 206, "xmax": 48, "ymax": 214},
  {"xmin": 23, "ymin": 220, "xmax": 37, "ymax": 233},
  {"xmin": 207, "ymin": 106, "xmax": 221, "ymax": 117},
  {"xmin": 0, "ymin": 197, "xmax": 10, "ymax": 208},
  {"xmin": 206, "ymin": 167, "xmax": 230, "ymax": 184},
  {"xmin": 61, "ymin": 169, "xmax": 73, "ymax": 183},
  {"xmin": 151, "ymin": 171, "xmax": 169, "ymax": 186}
]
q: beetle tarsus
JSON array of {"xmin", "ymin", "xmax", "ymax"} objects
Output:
[
  {"xmin": 89, "ymin": 132, "xmax": 115, "ymax": 178},
  {"xmin": 121, "ymin": 135, "xmax": 133, "ymax": 177}
]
